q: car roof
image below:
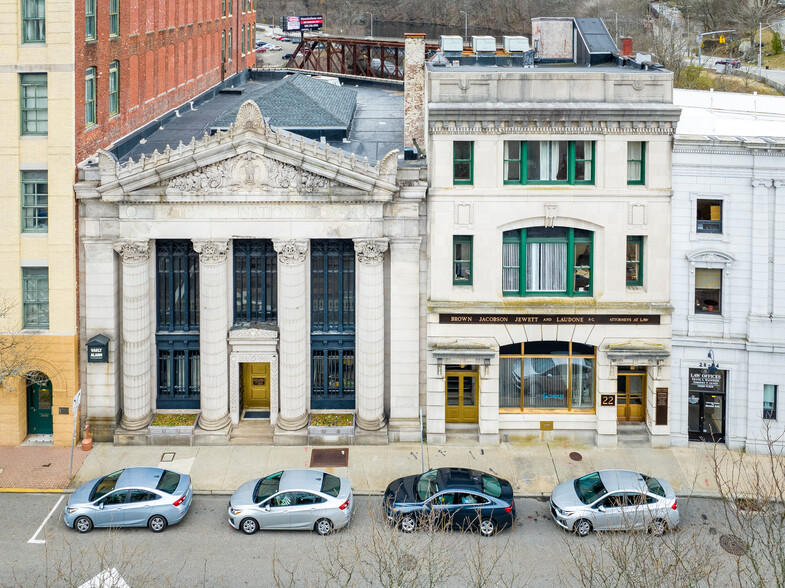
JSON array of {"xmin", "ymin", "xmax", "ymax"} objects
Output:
[
  {"xmin": 436, "ymin": 468, "xmax": 488, "ymax": 492},
  {"xmin": 279, "ymin": 469, "xmax": 327, "ymax": 493},
  {"xmin": 115, "ymin": 467, "xmax": 169, "ymax": 490},
  {"xmin": 597, "ymin": 470, "xmax": 647, "ymax": 493}
]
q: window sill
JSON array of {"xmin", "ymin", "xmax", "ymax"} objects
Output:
[
  {"xmin": 626, "ymin": 285, "xmax": 645, "ymax": 292},
  {"xmin": 22, "ymin": 327, "xmax": 50, "ymax": 333},
  {"xmin": 21, "ymin": 231, "xmax": 48, "ymax": 236},
  {"xmin": 499, "ymin": 408, "xmax": 596, "ymax": 415}
]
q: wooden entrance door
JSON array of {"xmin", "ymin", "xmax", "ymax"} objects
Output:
[
  {"xmin": 243, "ymin": 363, "xmax": 270, "ymax": 409},
  {"xmin": 445, "ymin": 369, "xmax": 478, "ymax": 423},
  {"xmin": 27, "ymin": 377, "xmax": 53, "ymax": 434},
  {"xmin": 617, "ymin": 372, "xmax": 646, "ymax": 422}
]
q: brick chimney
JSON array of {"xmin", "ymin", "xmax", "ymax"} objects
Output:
[
  {"xmin": 404, "ymin": 33, "xmax": 426, "ymax": 151},
  {"xmin": 621, "ymin": 37, "xmax": 633, "ymax": 57}
]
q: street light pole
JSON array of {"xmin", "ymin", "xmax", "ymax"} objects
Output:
[
  {"xmin": 364, "ymin": 12, "xmax": 373, "ymax": 38},
  {"xmin": 459, "ymin": 10, "xmax": 468, "ymax": 41},
  {"xmin": 609, "ymin": 10, "xmax": 618, "ymax": 48}
]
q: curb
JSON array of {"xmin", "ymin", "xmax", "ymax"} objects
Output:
[{"xmin": 0, "ymin": 488, "xmax": 67, "ymax": 493}]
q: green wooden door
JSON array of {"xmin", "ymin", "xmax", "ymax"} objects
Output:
[{"xmin": 27, "ymin": 378, "xmax": 53, "ymax": 434}]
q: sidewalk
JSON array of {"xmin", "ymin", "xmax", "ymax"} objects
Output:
[{"xmin": 1, "ymin": 439, "xmax": 772, "ymax": 497}]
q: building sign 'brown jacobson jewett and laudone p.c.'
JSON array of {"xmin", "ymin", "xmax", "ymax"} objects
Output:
[{"xmin": 439, "ymin": 314, "xmax": 661, "ymax": 325}]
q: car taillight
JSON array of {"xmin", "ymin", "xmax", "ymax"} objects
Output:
[
  {"xmin": 173, "ymin": 495, "xmax": 185, "ymax": 507},
  {"xmin": 671, "ymin": 499, "xmax": 678, "ymax": 511},
  {"xmin": 505, "ymin": 505, "xmax": 513, "ymax": 514},
  {"xmin": 339, "ymin": 498, "xmax": 350, "ymax": 511}
]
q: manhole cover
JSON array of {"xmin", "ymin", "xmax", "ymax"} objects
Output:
[
  {"xmin": 720, "ymin": 534, "xmax": 747, "ymax": 556},
  {"xmin": 569, "ymin": 452, "xmax": 583, "ymax": 462},
  {"xmin": 399, "ymin": 553, "xmax": 417, "ymax": 571},
  {"xmin": 310, "ymin": 448, "xmax": 349, "ymax": 468},
  {"xmin": 161, "ymin": 452, "xmax": 175, "ymax": 462}
]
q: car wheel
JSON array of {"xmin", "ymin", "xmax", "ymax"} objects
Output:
[
  {"xmin": 399, "ymin": 514, "xmax": 416, "ymax": 533},
  {"xmin": 479, "ymin": 518, "xmax": 497, "ymax": 537},
  {"xmin": 574, "ymin": 519, "xmax": 592, "ymax": 537},
  {"xmin": 74, "ymin": 516, "xmax": 93, "ymax": 533},
  {"xmin": 315, "ymin": 518, "xmax": 334, "ymax": 536},
  {"xmin": 148, "ymin": 515, "xmax": 168, "ymax": 533},
  {"xmin": 240, "ymin": 517, "xmax": 259, "ymax": 535},
  {"xmin": 650, "ymin": 519, "xmax": 667, "ymax": 536}
]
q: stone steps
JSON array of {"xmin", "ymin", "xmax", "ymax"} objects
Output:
[
  {"xmin": 229, "ymin": 420, "xmax": 274, "ymax": 445},
  {"xmin": 617, "ymin": 423, "xmax": 650, "ymax": 447}
]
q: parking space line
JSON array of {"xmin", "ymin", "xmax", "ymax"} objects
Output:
[{"xmin": 28, "ymin": 495, "xmax": 64, "ymax": 545}]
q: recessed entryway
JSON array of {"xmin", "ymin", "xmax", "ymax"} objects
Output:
[
  {"xmin": 445, "ymin": 365, "xmax": 479, "ymax": 424},
  {"xmin": 242, "ymin": 362, "xmax": 270, "ymax": 410},
  {"xmin": 617, "ymin": 366, "xmax": 646, "ymax": 422}
]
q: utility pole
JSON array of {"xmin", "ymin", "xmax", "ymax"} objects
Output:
[{"xmin": 459, "ymin": 10, "xmax": 468, "ymax": 41}]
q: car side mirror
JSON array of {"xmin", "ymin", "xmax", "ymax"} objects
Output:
[
  {"xmin": 597, "ymin": 505, "xmax": 606, "ymax": 512},
  {"xmin": 264, "ymin": 504, "xmax": 271, "ymax": 512},
  {"xmin": 98, "ymin": 503, "xmax": 105, "ymax": 510}
]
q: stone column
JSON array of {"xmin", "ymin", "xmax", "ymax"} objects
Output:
[
  {"xmin": 193, "ymin": 240, "xmax": 231, "ymax": 431},
  {"xmin": 354, "ymin": 238, "xmax": 389, "ymax": 430},
  {"xmin": 750, "ymin": 179, "xmax": 772, "ymax": 316},
  {"xmin": 113, "ymin": 240, "xmax": 153, "ymax": 430},
  {"xmin": 273, "ymin": 239, "xmax": 309, "ymax": 430},
  {"xmin": 774, "ymin": 181, "xmax": 785, "ymax": 316},
  {"xmin": 388, "ymin": 237, "xmax": 422, "ymax": 440}
]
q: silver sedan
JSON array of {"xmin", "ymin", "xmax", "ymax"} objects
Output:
[
  {"xmin": 64, "ymin": 467, "xmax": 193, "ymax": 533},
  {"xmin": 228, "ymin": 469, "xmax": 353, "ymax": 535},
  {"xmin": 549, "ymin": 469, "xmax": 679, "ymax": 537}
]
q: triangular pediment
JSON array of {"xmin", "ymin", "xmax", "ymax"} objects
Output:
[{"xmin": 96, "ymin": 101, "xmax": 398, "ymax": 201}]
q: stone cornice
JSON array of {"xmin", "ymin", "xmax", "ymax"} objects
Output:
[
  {"xmin": 428, "ymin": 299, "xmax": 674, "ymax": 314},
  {"xmin": 94, "ymin": 101, "xmax": 400, "ymax": 199}
]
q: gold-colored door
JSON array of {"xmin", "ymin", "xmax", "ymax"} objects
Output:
[
  {"xmin": 617, "ymin": 373, "xmax": 645, "ymax": 422},
  {"xmin": 445, "ymin": 371, "xmax": 478, "ymax": 423},
  {"xmin": 243, "ymin": 363, "xmax": 270, "ymax": 409}
]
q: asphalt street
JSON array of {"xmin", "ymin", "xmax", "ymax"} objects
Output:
[{"xmin": 0, "ymin": 493, "xmax": 743, "ymax": 588}]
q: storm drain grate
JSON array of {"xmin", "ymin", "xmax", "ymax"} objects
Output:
[
  {"xmin": 720, "ymin": 534, "xmax": 747, "ymax": 556},
  {"xmin": 310, "ymin": 448, "xmax": 349, "ymax": 467},
  {"xmin": 160, "ymin": 452, "xmax": 176, "ymax": 462},
  {"xmin": 569, "ymin": 452, "xmax": 583, "ymax": 462}
]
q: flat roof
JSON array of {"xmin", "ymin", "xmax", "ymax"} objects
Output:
[
  {"xmin": 426, "ymin": 61, "xmax": 669, "ymax": 74},
  {"xmin": 114, "ymin": 71, "xmax": 404, "ymax": 164},
  {"xmin": 674, "ymin": 88, "xmax": 785, "ymax": 139}
]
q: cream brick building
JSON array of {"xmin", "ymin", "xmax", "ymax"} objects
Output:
[{"xmin": 0, "ymin": 0, "xmax": 79, "ymax": 446}]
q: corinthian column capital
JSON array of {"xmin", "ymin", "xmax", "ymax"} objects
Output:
[
  {"xmin": 273, "ymin": 239, "xmax": 308, "ymax": 265},
  {"xmin": 113, "ymin": 240, "xmax": 150, "ymax": 263},
  {"xmin": 192, "ymin": 240, "xmax": 229, "ymax": 264},
  {"xmin": 354, "ymin": 238, "xmax": 389, "ymax": 264}
]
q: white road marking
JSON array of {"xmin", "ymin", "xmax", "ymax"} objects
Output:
[
  {"xmin": 27, "ymin": 494, "xmax": 64, "ymax": 545},
  {"xmin": 78, "ymin": 568, "xmax": 130, "ymax": 588}
]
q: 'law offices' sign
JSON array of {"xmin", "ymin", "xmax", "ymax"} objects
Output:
[{"xmin": 439, "ymin": 313, "xmax": 661, "ymax": 325}]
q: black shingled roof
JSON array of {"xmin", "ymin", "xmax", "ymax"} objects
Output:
[
  {"xmin": 213, "ymin": 73, "xmax": 358, "ymax": 131},
  {"xmin": 575, "ymin": 17, "xmax": 618, "ymax": 54}
]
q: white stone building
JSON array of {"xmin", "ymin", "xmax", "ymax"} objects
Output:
[
  {"xmin": 671, "ymin": 89, "xmax": 785, "ymax": 452},
  {"xmin": 76, "ymin": 79, "xmax": 427, "ymax": 445},
  {"xmin": 414, "ymin": 20, "xmax": 681, "ymax": 445}
]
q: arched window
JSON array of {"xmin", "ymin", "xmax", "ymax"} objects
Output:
[
  {"xmin": 499, "ymin": 341, "xmax": 595, "ymax": 411},
  {"xmin": 502, "ymin": 227, "xmax": 592, "ymax": 297}
]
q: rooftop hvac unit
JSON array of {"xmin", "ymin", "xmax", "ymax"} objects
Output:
[
  {"xmin": 503, "ymin": 36, "xmax": 530, "ymax": 53},
  {"xmin": 440, "ymin": 35, "xmax": 464, "ymax": 53},
  {"xmin": 471, "ymin": 36, "xmax": 496, "ymax": 53}
]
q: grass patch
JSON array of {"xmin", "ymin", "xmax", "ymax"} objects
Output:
[
  {"xmin": 676, "ymin": 65, "xmax": 781, "ymax": 95},
  {"xmin": 310, "ymin": 413, "xmax": 354, "ymax": 427},
  {"xmin": 150, "ymin": 413, "xmax": 198, "ymax": 427}
]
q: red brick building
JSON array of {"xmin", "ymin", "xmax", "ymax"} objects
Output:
[{"xmin": 75, "ymin": 0, "xmax": 256, "ymax": 163}]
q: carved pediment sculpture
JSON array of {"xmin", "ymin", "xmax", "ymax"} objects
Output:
[{"xmin": 167, "ymin": 152, "xmax": 332, "ymax": 195}]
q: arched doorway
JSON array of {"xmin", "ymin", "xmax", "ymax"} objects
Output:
[{"xmin": 27, "ymin": 373, "xmax": 53, "ymax": 435}]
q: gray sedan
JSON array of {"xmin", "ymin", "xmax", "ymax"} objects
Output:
[
  {"xmin": 64, "ymin": 467, "xmax": 193, "ymax": 533},
  {"xmin": 549, "ymin": 469, "xmax": 679, "ymax": 537},
  {"xmin": 228, "ymin": 469, "xmax": 353, "ymax": 535}
]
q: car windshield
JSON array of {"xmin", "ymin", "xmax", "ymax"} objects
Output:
[
  {"xmin": 641, "ymin": 474, "xmax": 666, "ymax": 497},
  {"xmin": 416, "ymin": 469, "xmax": 440, "ymax": 501},
  {"xmin": 574, "ymin": 472, "xmax": 608, "ymax": 504},
  {"xmin": 90, "ymin": 469, "xmax": 124, "ymax": 501},
  {"xmin": 321, "ymin": 473, "xmax": 341, "ymax": 498},
  {"xmin": 481, "ymin": 474, "xmax": 503, "ymax": 498},
  {"xmin": 156, "ymin": 470, "xmax": 181, "ymax": 494},
  {"xmin": 254, "ymin": 471, "xmax": 283, "ymax": 503}
]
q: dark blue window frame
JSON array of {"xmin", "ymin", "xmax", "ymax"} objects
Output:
[
  {"xmin": 311, "ymin": 240, "xmax": 355, "ymax": 409},
  {"xmin": 233, "ymin": 239, "xmax": 277, "ymax": 325},
  {"xmin": 156, "ymin": 336, "xmax": 200, "ymax": 409}
]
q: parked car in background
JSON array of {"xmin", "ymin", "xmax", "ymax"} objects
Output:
[
  {"xmin": 383, "ymin": 467, "xmax": 516, "ymax": 536},
  {"xmin": 282, "ymin": 53, "xmax": 293, "ymax": 60},
  {"xmin": 264, "ymin": 44, "xmax": 282, "ymax": 51},
  {"xmin": 228, "ymin": 469, "xmax": 354, "ymax": 535},
  {"xmin": 715, "ymin": 58, "xmax": 741, "ymax": 68},
  {"xmin": 549, "ymin": 470, "xmax": 679, "ymax": 537},
  {"xmin": 64, "ymin": 467, "xmax": 193, "ymax": 533}
]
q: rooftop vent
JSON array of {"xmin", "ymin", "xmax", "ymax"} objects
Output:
[{"xmin": 503, "ymin": 36, "xmax": 530, "ymax": 53}]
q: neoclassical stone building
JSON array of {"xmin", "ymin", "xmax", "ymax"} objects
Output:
[{"xmin": 76, "ymin": 96, "xmax": 426, "ymax": 444}]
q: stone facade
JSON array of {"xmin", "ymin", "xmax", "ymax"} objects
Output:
[
  {"xmin": 422, "ymin": 61, "xmax": 680, "ymax": 446},
  {"xmin": 76, "ymin": 100, "xmax": 427, "ymax": 444},
  {"xmin": 671, "ymin": 92, "xmax": 785, "ymax": 452}
]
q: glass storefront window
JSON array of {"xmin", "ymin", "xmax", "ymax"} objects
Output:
[{"xmin": 499, "ymin": 342, "xmax": 595, "ymax": 411}]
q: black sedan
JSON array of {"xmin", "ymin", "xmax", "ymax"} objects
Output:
[{"xmin": 383, "ymin": 467, "xmax": 516, "ymax": 536}]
